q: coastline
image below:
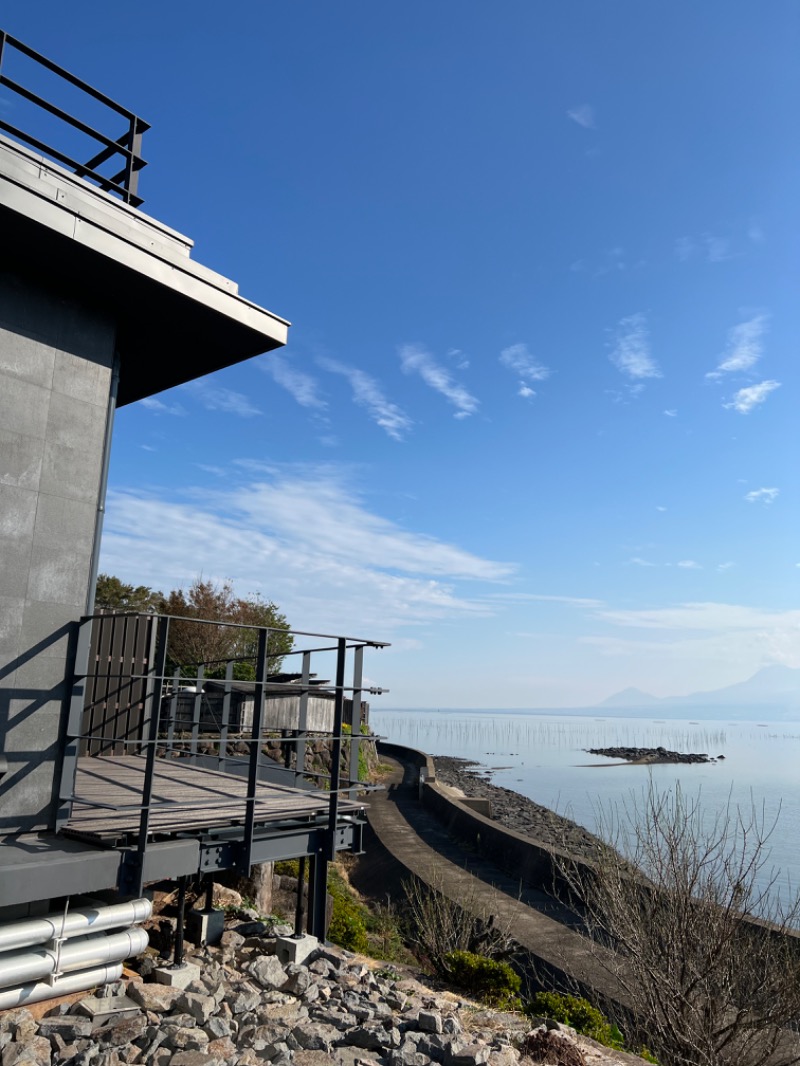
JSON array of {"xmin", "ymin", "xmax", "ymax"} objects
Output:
[{"xmin": 433, "ymin": 755, "xmax": 601, "ymax": 861}]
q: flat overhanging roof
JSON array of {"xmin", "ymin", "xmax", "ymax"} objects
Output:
[{"xmin": 0, "ymin": 135, "xmax": 289, "ymax": 405}]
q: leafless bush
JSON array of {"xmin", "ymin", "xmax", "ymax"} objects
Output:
[
  {"xmin": 558, "ymin": 782, "xmax": 800, "ymax": 1066},
  {"xmin": 402, "ymin": 868, "xmax": 517, "ymax": 976}
]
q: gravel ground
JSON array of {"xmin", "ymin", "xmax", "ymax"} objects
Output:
[{"xmin": 433, "ymin": 756, "xmax": 602, "ymax": 861}]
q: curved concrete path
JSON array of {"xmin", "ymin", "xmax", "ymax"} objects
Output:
[{"xmin": 358, "ymin": 754, "xmax": 623, "ymax": 1001}]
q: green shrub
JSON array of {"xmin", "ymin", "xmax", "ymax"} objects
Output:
[
  {"xmin": 443, "ymin": 950, "xmax": 521, "ymax": 1010},
  {"xmin": 526, "ymin": 992, "xmax": 623, "ymax": 1050},
  {"xmin": 327, "ymin": 892, "xmax": 369, "ymax": 952}
]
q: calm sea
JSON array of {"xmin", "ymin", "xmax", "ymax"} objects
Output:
[{"xmin": 370, "ymin": 708, "xmax": 800, "ymax": 902}]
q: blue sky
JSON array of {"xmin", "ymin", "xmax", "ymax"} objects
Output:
[{"xmin": 5, "ymin": 2, "xmax": 799, "ymax": 707}]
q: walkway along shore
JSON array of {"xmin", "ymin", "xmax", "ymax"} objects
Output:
[{"xmin": 356, "ymin": 744, "xmax": 627, "ymax": 1011}]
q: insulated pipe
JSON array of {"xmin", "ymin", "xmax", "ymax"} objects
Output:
[
  {"xmin": 0, "ymin": 963, "xmax": 124, "ymax": 1011},
  {"xmin": 0, "ymin": 899, "xmax": 152, "ymax": 954},
  {"xmin": 0, "ymin": 928, "xmax": 149, "ymax": 990}
]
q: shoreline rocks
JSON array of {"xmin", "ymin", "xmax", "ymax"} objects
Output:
[{"xmin": 433, "ymin": 757, "xmax": 601, "ymax": 861}]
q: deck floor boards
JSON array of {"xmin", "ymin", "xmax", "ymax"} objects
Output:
[{"xmin": 64, "ymin": 755, "xmax": 363, "ymax": 843}]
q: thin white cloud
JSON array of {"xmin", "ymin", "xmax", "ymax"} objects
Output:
[
  {"xmin": 656, "ymin": 506, "xmax": 667, "ymax": 512},
  {"xmin": 717, "ymin": 562, "xmax": 735, "ymax": 571},
  {"xmin": 663, "ymin": 409, "xmax": 677, "ymax": 417},
  {"xmin": 629, "ymin": 557, "xmax": 657, "ymax": 567},
  {"xmin": 399, "ymin": 344, "xmax": 479, "ymax": 419},
  {"xmin": 499, "ymin": 344, "xmax": 550, "ymax": 386},
  {"xmin": 748, "ymin": 223, "xmax": 765, "ymax": 244},
  {"xmin": 609, "ymin": 313, "xmax": 661, "ymax": 381},
  {"xmin": 703, "ymin": 235, "xmax": 731, "ymax": 263},
  {"xmin": 567, "ymin": 105, "xmax": 595, "ymax": 129},
  {"xmin": 261, "ymin": 355, "xmax": 327, "ymax": 410},
  {"xmin": 677, "ymin": 560, "xmax": 702, "ymax": 570},
  {"xmin": 139, "ymin": 397, "xmax": 186, "ymax": 416},
  {"xmin": 99, "ymin": 469, "xmax": 514, "ymax": 635},
  {"xmin": 707, "ymin": 314, "xmax": 769, "ymax": 378},
  {"xmin": 318, "ymin": 358, "xmax": 412, "ymax": 441},
  {"xmin": 724, "ymin": 379, "xmax": 781, "ymax": 414},
  {"xmin": 744, "ymin": 487, "xmax": 779, "ymax": 505},
  {"xmin": 674, "ymin": 236, "xmax": 695, "ymax": 261},
  {"xmin": 183, "ymin": 380, "xmax": 261, "ymax": 417}
]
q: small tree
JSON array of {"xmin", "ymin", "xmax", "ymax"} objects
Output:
[
  {"xmin": 95, "ymin": 573, "xmax": 160, "ymax": 613},
  {"xmin": 558, "ymin": 783, "xmax": 800, "ymax": 1066},
  {"xmin": 159, "ymin": 577, "xmax": 293, "ymax": 678}
]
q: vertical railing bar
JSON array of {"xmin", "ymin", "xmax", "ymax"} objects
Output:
[
  {"xmin": 190, "ymin": 666, "xmax": 203, "ymax": 755},
  {"xmin": 133, "ymin": 615, "xmax": 169, "ymax": 893},
  {"xmin": 295, "ymin": 651, "xmax": 311, "ymax": 785},
  {"xmin": 326, "ymin": 638, "xmax": 346, "ymax": 856},
  {"xmin": 219, "ymin": 659, "xmax": 233, "ymax": 771},
  {"xmin": 242, "ymin": 627, "xmax": 268, "ymax": 872},
  {"xmin": 166, "ymin": 667, "xmax": 180, "ymax": 755},
  {"xmin": 348, "ymin": 645, "xmax": 364, "ymax": 798}
]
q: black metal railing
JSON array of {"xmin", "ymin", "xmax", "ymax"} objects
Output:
[
  {"xmin": 0, "ymin": 31, "xmax": 148, "ymax": 206},
  {"xmin": 60, "ymin": 611, "xmax": 388, "ymax": 892}
]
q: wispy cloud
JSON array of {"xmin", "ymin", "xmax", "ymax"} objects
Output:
[
  {"xmin": 748, "ymin": 223, "xmax": 765, "ymax": 245},
  {"xmin": 744, "ymin": 487, "xmax": 779, "ymax": 505},
  {"xmin": 609, "ymin": 313, "xmax": 661, "ymax": 382},
  {"xmin": 499, "ymin": 344, "xmax": 550, "ymax": 400},
  {"xmin": 674, "ymin": 236, "xmax": 695, "ymax": 262},
  {"xmin": 724, "ymin": 379, "xmax": 781, "ymax": 414},
  {"xmin": 183, "ymin": 380, "xmax": 261, "ymax": 417},
  {"xmin": 139, "ymin": 396, "xmax": 186, "ymax": 416},
  {"xmin": 319, "ymin": 358, "xmax": 412, "ymax": 440},
  {"xmin": 399, "ymin": 345, "xmax": 479, "ymax": 419},
  {"xmin": 675, "ymin": 233, "xmax": 732, "ymax": 263},
  {"xmin": 677, "ymin": 560, "xmax": 702, "ymax": 569},
  {"xmin": 629, "ymin": 557, "xmax": 657, "ymax": 567},
  {"xmin": 99, "ymin": 467, "xmax": 514, "ymax": 634},
  {"xmin": 567, "ymin": 104, "xmax": 595, "ymax": 129},
  {"xmin": 707, "ymin": 314, "xmax": 769, "ymax": 378},
  {"xmin": 663, "ymin": 409, "xmax": 677, "ymax": 418},
  {"xmin": 261, "ymin": 355, "xmax": 327, "ymax": 410},
  {"xmin": 717, "ymin": 562, "xmax": 735, "ymax": 571}
]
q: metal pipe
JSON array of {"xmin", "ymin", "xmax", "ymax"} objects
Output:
[
  {"xmin": 0, "ymin": 928, "xmax": 148, "ymax": 990},
  {"xmin": 0, "ymin": 899, "xmax": 152, "ymax": 954},
  {"xmin": 173, "ymin": 878, "xmax": 187, "ymax": 967},
  {"xmin": 85, "ymin": 354, "xmax": 119, "ymax": 615},
  {"xmin": 0, "ymin": 963, "xmax": 124, "ymax": 1011}
]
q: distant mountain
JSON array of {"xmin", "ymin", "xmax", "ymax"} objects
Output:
[
  {"xmin": 598, "ymin": 686, "xmax": 660, "ymax": 708},
  {"xmin": 598, "ymin": 665, "xmax": 800, "ymax": 716}
]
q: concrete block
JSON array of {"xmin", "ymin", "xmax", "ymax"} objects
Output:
[
  {"xmin": 75, "ymin": 994, "xmax": 141, "ymax": 1024},
  {"xmin": 186, "ymin": 908, "xmax": 225, "ymax": 947},
  {"xmin": 152, "ymin": 962, "xmax": 203, "ymax": 989},
  {"xmin": 52, "ymin": 348, "xmax": 112, "ymax": 407},
  {"xmin": 44, "ymin": 389, "xmax": 107, "ymax": 455},
  {"xmin": 0, "ymin": 428, "xmax": 43, "ymax": 490},
  {"xmin": 275, "ymin": 934, "xmax": 319, "ymax": 966},
  {"xmin": 0, "ymin": 324, "xmax": 56, "ymax": 387},
  {"xmin": 40, "ymin": 437, "xmax": 103, "ymax": 505},
  {"xmin": 0, "ymin": 484, "xmax": 38, "ymax": 598},
  {"xmin": 0, "ymin": 372, "xmax": 51, "ymax": 440}
]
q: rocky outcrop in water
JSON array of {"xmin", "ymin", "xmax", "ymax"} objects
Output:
[{"xmin": 586, "ymin": 746, "xmax": 712, "ymax": 764}]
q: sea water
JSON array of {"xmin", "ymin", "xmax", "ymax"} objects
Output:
[{"xmin": 370, "ymin": 708, "xmax": 800, "ymax": 905}]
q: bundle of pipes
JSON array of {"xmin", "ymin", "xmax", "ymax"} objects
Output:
[{"xmin": 0, "ymin": 898, "xmax": 152, "ymax": 1010}]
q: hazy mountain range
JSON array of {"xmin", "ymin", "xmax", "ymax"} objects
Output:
[{"xmin": 597, "ymin": 665, "xmax": 800, "ymax": 719}]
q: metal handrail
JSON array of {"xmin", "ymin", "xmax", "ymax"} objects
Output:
[{"xmin": 0, "ymin": 30, "xmax": 148, "ymax": 206}]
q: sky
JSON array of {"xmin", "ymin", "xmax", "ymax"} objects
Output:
[{"xmin": 4, "ymin": 2, "xmax": 799, "ymax": 708}]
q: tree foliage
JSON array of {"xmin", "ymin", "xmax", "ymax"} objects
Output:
[
  {"xmin": 159, "ymin": 577, "xmax": 293, "ymax": 678},
  {"xmin": 94, "ymin": 573, "xmax": 159, "ymax": 613},
  {"xmin": 558, "ymin": 783, "xmax": 800, "ymax": 1066}
]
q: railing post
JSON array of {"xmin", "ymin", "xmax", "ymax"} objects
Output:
[
  {"xmin": 307, "ymin": 853, "xmax": 329, "ymax": 940},
  {"xmin": 295, "ymin": 650, "xmax": 311, "ymax": 785},
  {"xmin": 165, "ymin": 667, "xmax": 180, "ymax": 755},
  {"xmin": 219, "ymin": 659, "xmax": 233, "ymax": 770},
  {"xmin": 347, "ymin": 645, "xmax": 364, "ymax": 798},
  {"xmin": 190, "ymin": 665, "xmax": 203, "ymax": 755},
  {"xmin": 326, "ymin": 638, "xmax": 346, "ymax": 860},
  {"xmin": 133, "ymin": 614, "xmax": 170, "ymax": 894},
  {"xmin": 125, "ymin": 116, "xmax": 145, "ymax": 204},
  {"xmin": 56, "ymin": 617, "xmax": 94, "ymax": 829},
  {"xmin": 241, "ymin": 627, "xmax": 268, "ymax": 872}
]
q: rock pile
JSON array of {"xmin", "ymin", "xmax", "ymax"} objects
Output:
[
  {"xmin": 0, "ymin": 918, "xmax": 644, "ymax": 1066},
  {"xmin": 585, "ymin": 746, "xmax": 711, "ymax": 764}
]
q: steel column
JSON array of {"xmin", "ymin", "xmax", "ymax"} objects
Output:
[{"xmin": 241, "ymin": 628, "xmax": 268, "ymax": 872}]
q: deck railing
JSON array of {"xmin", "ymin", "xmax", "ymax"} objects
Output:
[
  {"xmin": 0, "ymin": 30, "xmax": 148, "ymax": 205},
  {"xmin": 61, "ymin": 611, "xmax": 388, "ymax": 894}
]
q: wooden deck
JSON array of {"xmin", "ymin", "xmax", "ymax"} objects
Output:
[{"xmin": 64, "ymin": 755, "xmax": 364, "ymax": 845}]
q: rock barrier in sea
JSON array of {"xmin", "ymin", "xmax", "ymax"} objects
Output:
[{"xmin": 585, "ymin": 746, "xmax": 713, "ymax": 764}]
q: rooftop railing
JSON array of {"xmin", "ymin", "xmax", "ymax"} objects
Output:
[{"xmin": 0, "ymin": 30, "xmax": 148, "ymax": 206}]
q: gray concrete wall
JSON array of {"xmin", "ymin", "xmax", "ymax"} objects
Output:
[{"xmin": 0, "ymin": 269, "xmax": 114, "ymax": 833}]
